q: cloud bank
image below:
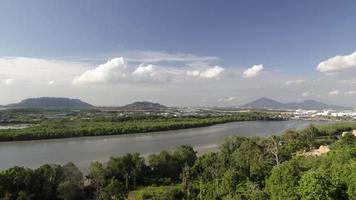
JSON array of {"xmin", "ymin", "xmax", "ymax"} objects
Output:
[
  {"xmin": 187, "ymin": 66, "xmax": 224, "ymax": 79},
  {"xmin": 124, "ymin": 50, "xmax": 218, "ymax": 63},
  {"xmin": 243, "ymin": 64, "xmax": 263, "ymax": 78},
  {"xmin": 285, "ymin": 79, "xmax": 305, "ymax": 86},
  {"xmin": 328, "ymin": 90, "xmax": 340, "ymax": 96},
  {"xmin": 73, "ymin": 57, "xmax": 127, "ymax": 84},
  {"xmin": 2, "ymin": 50, "xmax": 356, "ymax": 107},
  {"xmin": 317, "ymin": 51, "xmax": 356, "ymax": 73}
]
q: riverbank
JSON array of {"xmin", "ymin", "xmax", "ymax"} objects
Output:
[
  {"xmin": 0, "ymin": 120, "xmax": 318, "ymax": 171},
  {"xmin": 0, "ymin": 112, "xmax": 282, "ymax": 142},
  {"xmin": 1, "ymin": 121, "xmax": 354, "ymax": 200}
]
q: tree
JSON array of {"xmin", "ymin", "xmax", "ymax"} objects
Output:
[
  {"xmin": 264, "ymin": 135, "xmax": 282, "ymax": 165},
  {"xmin": 193, "ymin": 152, "xmax": 221, "ymax": 182},
  {"xmin": 235, "ymin": 180, "xmax": 267, "ymax": 200},
  {"xmin": 346, "ymin": 159, "xmax": 356, "ymax": 199},
  {"xmin": 57, "ymin": 181, "xmax": 84, "ymax": 200},
  {"xmin": 298, "ymin": 125, "xmax": 320, "ymax": 148},
  {"xmin": 131, "ymin": 153, "xmax": 146, "ymax": 188},
  {"xmin": 181, "ymin": 164, "xmax": 192, "ymax": 200},
  {"xmin": 99, "ymin": 178, "xmax": 125, "ymax": 200},
  {"xmin": 107, "ymin": 153, "xmax": 146, "ymax": 189},
  {"xmin": 0, "ymin": 167, "xmax": 35, "ymax": 200},
  {"xmin": 266, "ymin": 158, "xmax": 307, "ymax": 200},
  {"xmin": 135, "ymin": 186, "xmax": 184, "ymax": 200},
  {"xmin": 231, "ymin": 139, "xmax": 273, "ymax": 183},
  {"xmin": 149, "ymin": 150, "xmax": 177, "ymax": 182},
  {"xmin": 62, "ymin": 163, "xmax": 83, "ymax": 184},
  {"xmin": 87, "ymin": 161, "xmax": 107, "ymax": 199},
  {"xmin": 221, "ymin": 169, "xmax": 239, "ymax": 196},
  {"xmin": 298, "ymin": 169, "xmax": 335, "ymax": 200},
  {"xmin": 219, "ymin": 136, "xmax": 248, "ymax": 168},
  {"xmin": 173, "ymin": 145, "xmax": 197, "ymax": 167},
  {"xmin": 33, "ymin": 164, "xmax": 65, "ymax": 200}
]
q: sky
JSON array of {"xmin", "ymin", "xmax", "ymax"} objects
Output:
[{"xmin": 1, "ymin": 0, "xmax": 356, "ymax": 107}]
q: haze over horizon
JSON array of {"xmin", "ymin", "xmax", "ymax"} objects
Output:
[{"xmin": 1, "ymin": 0, "xmax": 356, "ymax": 107}]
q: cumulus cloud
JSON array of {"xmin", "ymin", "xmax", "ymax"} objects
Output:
[
  {"xmin": 243, "ymin": 64, "xmax": 263, "ymax": 78},
  {"xmin": 186, "ymin": 70, "xmax": 200, "ymax": 77},
  {"xmin": 345, "ymin": 90, "xmax": 356, "ymax": 95},
  {"xmin": 218, "ymin": 96, "xmax": 237, "ymax": 102},
  {"xmin": 73, "ymin": 57, "xmax": 127, "ymax": 84},
  {"xmin": 200, "ymin": 66, "xmax": 224, "ymax": 78},
  {"xmin": 131, "ymin": 64, "xmax": 172, "ymax": 83},
  {"xmin": 73, "ymin": 56, "xmax": 225, "ymax": 85},
  {"xmin": 186, "ymin": 66, "xmax": 224, "ymax": 78},
  {"xmin": 285, "ymin": 79, "xmax": 305, "ymax": 86},
  {"xmin": 0, "ymin": 57, "xmax": 89, "ymax": 85},
  {"xmin": 317, "ymin": 51, "xmax": 356, "ymax": 73},
  {"xmin": 339, "ymin": 79, "xmax": 356, "ymax": 85},
  {"xmin": 3, "ymin": 52, "xmax": 356, "ymax": 107},
  {"xmin": 302, "ymin": 92, "xmax": 310, "ymax": 97},
  {"xmin": 132, "ymin": 64, "xmax": 155, "ymax": 76},
  {"xmin": 328, "ymin": 90, "xmax": 340, "ymax": 96},
  {"xmin": 3, "ymin": 78, "xmax": 16, "ymax": 85},
  {"xmin": 124, "ymin": 50, "xmax": 218, "ymax": 63}
]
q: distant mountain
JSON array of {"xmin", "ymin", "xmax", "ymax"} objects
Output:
[
  {"xmin": 120, "ymin": 101, "xmax": 167, "ymax": 111},
  {"xmin": 8, "ymin": 97, "xmax": 94, "ymax": 109},
  {"xmin": 240, "ymin": 97, "xmax": 285, "ymax": 110},
  {"xmin": 240, "ymin": 97, "xmax": 350, "ymax": 110}
]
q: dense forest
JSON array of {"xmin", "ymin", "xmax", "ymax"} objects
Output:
[
  {"xmin": 0, "ymin": 122, "xmax": 355, "ymax": 199},
  {"xmin": 0, "ymin": 112, "xmax": 281, "ymax": 141}
]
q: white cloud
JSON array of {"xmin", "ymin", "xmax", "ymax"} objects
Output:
[
  {"xmin": 0, "ymin": 57, "xmax": 90, "ymax": 86},
  {"xmin": 218, "ymin": 96, "xmax": 237, "ymax": 102},
  {"xmin": 285, "ymin": 79, "xmax": 305, "ymax": 86},
  {"xmin": 132, "ymin": 64, "xmax": 155, "ymax": 76},
  {"xmin": 124, "ymin": 50, "xmax": 218, "ymax": 63},
  {"xmin": 243, "ymin": 64, "xmax": 263, "ymax": 78},
  {"xmin": 317, "ymin": 51, "xmax": 356, "ymax": 73},
  {"xmin": 73, "ymin": 57, "xmax": 127, "ymax": 84},
  {"xmin": 186, "ymin": 70, "xmax": 200, "ymax": 77},
  {"xmin": 339, "ymin": 79, "xmax": 356, "ymax": 85},
  {"xmin": 345, "ymin": 90, "xmax": 356, "ymax": 95},
  {"xmin": 2, "ymin": 52, "xmax": 356, "ymax": 107},
  {"xmin": 186, "ymin": 66, "xmax": 224, "ymax": 79},
  {"xmin": 328, "ymin": 90, "xmax": 340, "ymax": 96},
  {"xmin": 200, "ymin": 66, "xmax": 224, "ymax": 78},
  {"xmin": 73, "ymin": 56, "xmax": 225, "ymax": 85},
  {"xmin": 3, "ymin": 78, "xmax": 16, "ymax": 85},
  {"xmin": 302, "ymin": 92, "xmax": 310, "ymax": 97}
]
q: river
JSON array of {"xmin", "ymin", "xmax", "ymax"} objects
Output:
[{"xmin": 0, "ymin": 120, "xmax": 319, "ymax": 171}]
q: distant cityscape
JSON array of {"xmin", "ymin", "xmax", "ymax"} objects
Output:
[
  {"xmin": 1, "ymin": 97, "xmax": 355, "ymax": 123},
  {"xmin": 292, "ymin": 109, "xmax": 356, "ymax": 120}
]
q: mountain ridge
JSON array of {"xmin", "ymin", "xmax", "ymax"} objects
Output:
[
  {"xmin": 119, "ymin": 101, "xmax": 168, "ymax": 111},
  {"xmin": 240, "ymin": 97, "xmax": 350, "ymax": 110},
  {"xmin": 7, "ymin": 97, "xmax": 94, "ymax": 109}
]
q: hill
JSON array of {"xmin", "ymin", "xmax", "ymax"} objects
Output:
[
  {"xmin": 241, "ymin": 97, "xmax": 350, "ymax": 110},
  {"xmin": 120, "ymin": 101, "xmax": 167, "ymax": 111},
  {"xmin": 239, "ymin": 97, "xmax": 285, "ymax": 110},
  {"xmin": 7, "ymin": 97, "xmax": 94, "ymax": 109}
]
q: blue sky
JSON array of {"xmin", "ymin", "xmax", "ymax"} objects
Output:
[{"xmin": 1, "ymin": 0, "xmax": 356, "ymax": 106}]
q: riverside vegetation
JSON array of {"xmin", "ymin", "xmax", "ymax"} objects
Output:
[
  {"xmin": 0, "ymin": 112, "xmax": 281, "ymax": 141},
  {"xmin": 0, "ymin": 122, "xmax": 355, "ymax": 200}
]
